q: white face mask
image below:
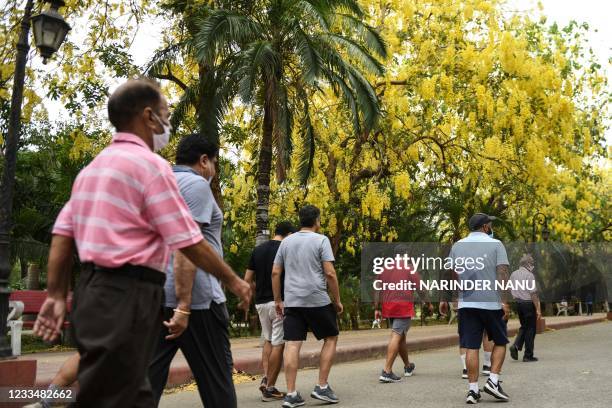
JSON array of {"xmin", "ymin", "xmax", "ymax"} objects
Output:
[{"xmin": 152, "ymin": 112, "xmax": 171, "ymax": 151}]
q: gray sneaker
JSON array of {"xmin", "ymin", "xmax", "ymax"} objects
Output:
[
  {"xmin": 311, "ymin": 384, "xmax": 339, "ymax": 403},
  {"xmin": 404, "ymin": 362, "xmax": 416, "ymax": 377},
  {"xmin": 282, "ymin": 392, "xmax": 305, "ymax": 408},
  {"xmin": 379, "ymin": 370, "xmax": 402, "ymax": 383}
]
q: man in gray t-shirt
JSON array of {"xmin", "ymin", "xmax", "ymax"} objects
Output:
[
  {"xmin": 148, "ymin": 134, "xmax": 240, "ymax": 408},
  {"xmin": 272, "ymin": 205, "xmax": 342, "ymax": 406}
]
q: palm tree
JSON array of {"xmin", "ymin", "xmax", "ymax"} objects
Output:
[{"xmin": 195, "ymin": 0, "xmax": 387, "ymax": 245}]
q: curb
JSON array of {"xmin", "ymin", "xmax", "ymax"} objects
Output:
[{"xmin": 35, "ymin": 316, "xmax": 607, "ymax": 388}]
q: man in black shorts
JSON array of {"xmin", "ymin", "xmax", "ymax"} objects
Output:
[
  {"xmin": 272, "ymin": 205, "xmax": 343, "ymax": 408},
  {"xmin": 442, "ymin": 213, "xmax": 511, "ymax": 404}
]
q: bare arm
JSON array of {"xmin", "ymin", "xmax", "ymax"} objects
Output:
[
  {"xmin": 244, "ymin": 269, "xmax": 256, "ymax": 301},
  {"xmin": 272, "ymin": 264, "xmax": 282, "ymax": 303},
  {"xmin": 496, "ymin": 264, "xmax": 511, "ymax": 304},
  {"xmin": 173, "ymin": 251, "xmax": 197, "ymax": 311},
  {"xmin": 497, "ymin": 264, "xmax": 511, "ymax": 320},
  {"xmin": 531, "ymin": 292, "xmax": 541, "ymax": 318},
  {"xmin": 33, "ymin": 235, "xmax": 74, "ymax": 341},
  {"xmin": 179, "ymin": 239, "xmax": 250, "ymax": 305},
  {"xmin": 323, "ymin": 261, "xmax": 342, "ymax": 309},
  {"xmin": 46, "ymin": 235, "xmax": 74, "ymax": 299}
]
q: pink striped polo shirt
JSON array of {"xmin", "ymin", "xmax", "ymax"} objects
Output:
[{"xmin": 53, "ymin": 132, "xmax": 203, "ymax": 272}]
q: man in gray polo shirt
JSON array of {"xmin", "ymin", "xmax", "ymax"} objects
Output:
[
  {"xmin": 148, "ymin": 134, "xmax": 244, "ymax": 408},
  {"xmin": 272, "ymin": 205, "xmax": 343, "ymax": 408}
]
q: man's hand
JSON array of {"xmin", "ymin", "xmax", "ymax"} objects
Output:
[
  {"xmin": 334, "ymin": 301, "xmax": 344, "ymax": 315},
  {"xmin": 536, "ymin": 310, "xmax": 542, "ymax": 320},
  {"xmin": 33, "ymin": 296, "xmax": 66, "ymax": 342},
  {"xmin": 439, "ymin": 301, "xmax": 448, "ymax": 316},
  {"xmin": 502, "ymin": 303, "xmax": 511, "ymax": 321},
  {"xmin": 275, "ymin": 300, "xmax": 284, "ymax": 317},
  {"xmin": 228, "ymin": 276, "xmax": 252, "ymax": 310},
  {"xmin": 163, "ymin": 311, "xmax": 189, "ymax": 340}
]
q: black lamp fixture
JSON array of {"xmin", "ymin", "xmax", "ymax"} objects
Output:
[{"xmin": 31, "ymin": 0, "xmax": 71, "ymax": 64}]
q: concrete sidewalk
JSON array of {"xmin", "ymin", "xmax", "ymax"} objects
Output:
[{"xmin": 20, "ymin": 313, "xmax": 606, "ymax": 388}]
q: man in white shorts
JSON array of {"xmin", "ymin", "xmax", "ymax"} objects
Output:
[{"xmin": 245, "ymin": 221, "xmax": 296, "ymax": 401}]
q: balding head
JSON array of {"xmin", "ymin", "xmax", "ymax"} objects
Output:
[{"xmin": 107, "ymin": 78, "xmax": 163, "ymax": 131}]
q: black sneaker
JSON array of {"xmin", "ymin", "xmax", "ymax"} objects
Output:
[
  {"xmin": 509, "ymin": 345, "xmax": 518, "ymax": 360},
  {"xmin": 259, "ymin": 376, "xmax": 268, "ymax": 392},
  {"xmin": 282, "ymin": 392, "xmax": 305, "ymax": 408},
  {"xmin": 462, "ymin": 368, "xmax": 468, "ymax": 379},
  {"xmin": 466, "ymin": 390, "xmax": 482, "ymax": 404},
  {"xmin": 404, "ymin": 362, "xmax": 416, "ymax": 377},
  {"xmin": 483, "ymin": 378, "xmax": 509, "ymax": 401},
  {"xmin": 311, "ymin": 384, "xmax": 339, "ymax": 403},
  {"xmin": 523, "ymin": 356, "xmax": 538, "ymax": 362},
  {"xmin": 379, "ymin": 370, "xmax": 402, "ymax": 383},
  {"xmin": 482, "ymin": 365, "xmax": 491, "ymax": 376},
  {"xmin": 261, "ymin": 386, "xmax": 286, "ymax": 402}
]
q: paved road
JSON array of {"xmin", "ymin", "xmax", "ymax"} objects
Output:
[{"xmin": 160, "ymin": 321, "xmax": 612, "ymax": 408}]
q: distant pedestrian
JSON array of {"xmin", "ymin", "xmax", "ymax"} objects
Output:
[
  {"xmin": 509, "ymin": 254, "xmax": 541, "ymax": 363},
  {"xmin": 374, "ymin": 254, "xmax": 432, "ymax": 383},
  {"xmin": 441, "ymin": 213, "xmax": 511, "ymax": 404},
  {"xmin": 272, "ymin": 205, "xmax": 343, "ymax": 407},
  {"xmin": 585, "ymin": 292, "xmax": 594, "ymax": 315},
  {"xmin": 33, "ymin": 79, "xmax": 250, "ymax": 407},
  {"xmin": 244, "ymin": 221, "xmax": 296, "ymax": 401}
]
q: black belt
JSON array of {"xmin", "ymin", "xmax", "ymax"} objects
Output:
[{"xmin": 83, "ymin": 263, "xmax": 166, "ymax": 286}]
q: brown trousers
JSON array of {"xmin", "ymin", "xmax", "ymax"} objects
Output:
[{"xmin": 70, "ymin": 266, "xmax": 164, "ymax": 408}]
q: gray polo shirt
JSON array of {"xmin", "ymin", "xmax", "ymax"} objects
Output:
[
  {"xmin": 273, "ymin": 230, "xmax": 335, "ymax": 307},
  {"xmin": 164, "ymin": 165, "xmax": 226, "ymax": 309},
  {"xmin": 449, "ymin": 232, "xmax": 509, "ymax": 310}
]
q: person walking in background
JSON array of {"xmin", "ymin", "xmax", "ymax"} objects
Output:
[
  {"xmin": 148, "ymin": 134, "xmax": 248, "ymax": 407},
  {"xmin": 32, "ymin": 79, "xmax": 250, "ymax": 407},
  {"xmin": 441, "ymin": 213, "xmax": 511, "ymax": 404},
  {"xmin": 459, "ymin": 333, "xmax": 494, "ymax": 379},
  {"xmin": 509, "ymin": 254, "xmax": 541, "ymax": 363},
  {"xmin": 272, "ymin": 205, "xmax": 342, "ymax": 408},
  {"xmin": 245, "ymin": 221, "xmax": 296, "ymax": 401},
  {"xmin": 373, "ymin": 253, "xmax": 432, "ymax": 383},
  {"xmin": 585, "ymin": 292, "xmax": 594, "ymax": 316}
]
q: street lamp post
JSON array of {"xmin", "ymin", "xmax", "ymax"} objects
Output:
[{"xmin": 0, "ymin": 0, "xmax": 70, "ymax": 358}]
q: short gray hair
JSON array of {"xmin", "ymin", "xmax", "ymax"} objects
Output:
[{"xmin": 519, "ymin": 253, "xmax": 534, "ymax": 267}]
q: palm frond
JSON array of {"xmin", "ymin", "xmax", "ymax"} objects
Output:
[
  {"xmin": 292, "ymin": 23, "xmax": 323, "ymax": 84},
  {"xmin": 170, "ymin": 84, "xmax": 200, "ymax": 133},
  {"xmin": 195, "ymin": 10, "xmax": 262, "ymax": 63},
  {"xmin": 236, "ymin": 41, "xmax": 280, "ymax": 103},
  {"xmin": 336, "ymin": 13, "xmax": 387, "ymax": 59},
  {"xmin": 322, "ymin": 33, "xmax": 385, "ymax": 75},
  {"xmin": 292, "ymin": 0, "xmax": 332, "ymax": 30}
]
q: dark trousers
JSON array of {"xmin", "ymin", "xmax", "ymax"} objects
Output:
[
  {"xmin": 513, "ymin": 302, "xmax": 537, "ymax": 358},
  {"xmin": 70, "ymin": 267, "xmax": 164, "ymax": 407},
  {"xmin": 148, "ymin": 303, "xmax": 237, "ymax": 408},
  {"xmin": 586, "ymin": 303, "xmax": 593, "ymax": 315}
]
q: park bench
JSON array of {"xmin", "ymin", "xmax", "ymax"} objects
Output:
[
  {"xmin": 555, "ymin": 302, "xmax": 575, "ymax": 316},
  {"xmin": 6, "ymin": 290, "xmax": 73, "ymax": 356}
]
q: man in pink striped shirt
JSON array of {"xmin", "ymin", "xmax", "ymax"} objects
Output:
[{"xmin": 33, "ymin": 79, "xmax": 251, "ymax": 408}]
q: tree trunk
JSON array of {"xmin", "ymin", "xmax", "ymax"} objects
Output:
[
  {"xmin": 197, "ymin": 63, "xmax": 224, "ymax": 209},
  {"xmin": 26, "ymin": 262, "xmax": 40, "ymax": 290},
  {"xmin": 255, "ymin": 85, "xmax": 275, "ymax": 246},
  {"xmin": 19, "ymin": 256, "xmax": 28, "ymax": 280}
]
